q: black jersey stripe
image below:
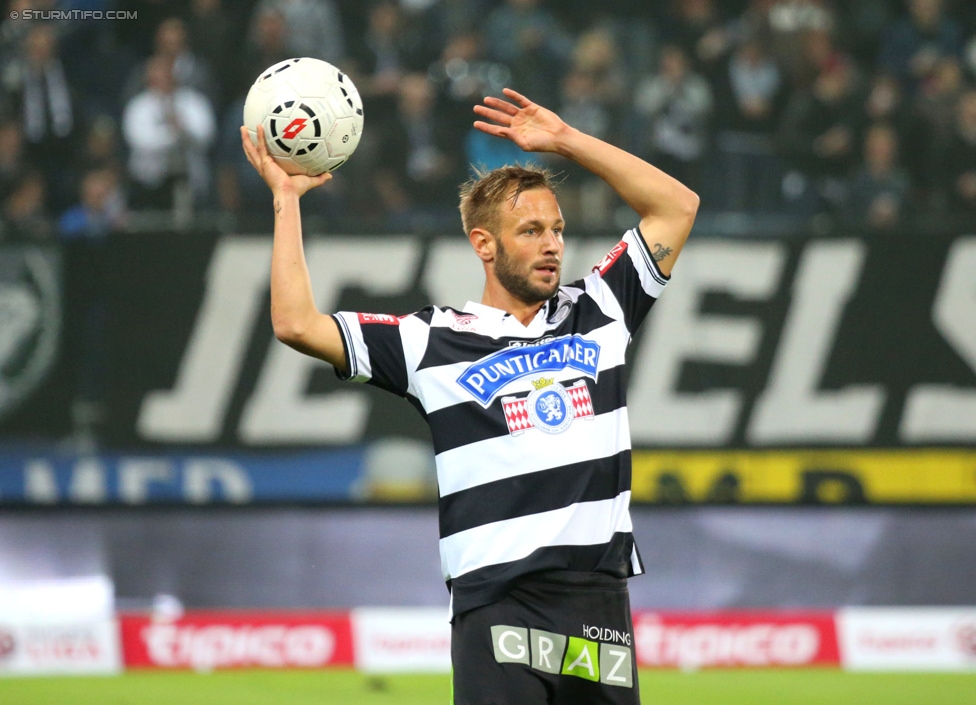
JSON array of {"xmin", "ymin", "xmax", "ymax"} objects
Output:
[
  {"xmin": 426, "ymin": 364, "xmax": 629, "ymax": 454},
  {"xmin": 598, "ymin": 239, "xmax": 659, "ymax": 334},
  {"xmin": 546, "ymin": 289, "xmax": 618, "ymax": 338},
  {"xmin": 360, "ymin": 321, "xmax": 409, "ymax": 395},
  {"xmin": 416, "ymin": 296, "xmax": 617, "ymax": 372},
  {"xmin": 427, "ymin": 399, "xmax": 510, "ymax": 452},
  {"xmin": 439, "ymin": 451, "xmax": 631, "ymax": 537},
  {"xmin": 448, "ymin": 532, "xmax": 638, "ymax": 616}
]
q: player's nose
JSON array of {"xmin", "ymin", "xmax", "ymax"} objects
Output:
[{"xmin": 541, "ymin": 228, "xmax": 561, "ymax": 254}]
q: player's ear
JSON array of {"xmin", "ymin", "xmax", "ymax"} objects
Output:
[{"xmin": 469, "ymin": 227, "xmax": 495, "ymax": 262}]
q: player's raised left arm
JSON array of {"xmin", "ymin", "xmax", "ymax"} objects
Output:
[{"xmin": 474, "ymin": 88, "xmax": 699, "ymax": 276}]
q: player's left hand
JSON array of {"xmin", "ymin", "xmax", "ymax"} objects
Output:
[{"xmin": 473, "ymin": 88, "xmax": 571, "ymax": 154}]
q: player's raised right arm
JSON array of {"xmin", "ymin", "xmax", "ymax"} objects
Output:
[{"xmin": 240, "ymin": 125, "xmax": 348, "ymax": 374}]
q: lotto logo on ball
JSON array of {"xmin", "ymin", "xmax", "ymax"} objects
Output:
[
  {"xmin": 243, "ymin": 57, "xmax": 364, "ymax": 176},
  {"xmin": 281, "ymin": 118, "xmax": 308, "ymax": 140}
]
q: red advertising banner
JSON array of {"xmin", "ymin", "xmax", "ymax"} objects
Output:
[
  {"xmin": 119, "ymin": 612, "xmax": 354, "ymax": 670},
  {"xmin": 633, "ymin": 611, "xmax": 840, "ymax": 669}
]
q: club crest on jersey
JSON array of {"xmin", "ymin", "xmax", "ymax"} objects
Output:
[
  {"xmin": 457, "ymin": 334, "xmax": 600, "ymax": 406},
  {"xmin": 448, "ymin": 310, "xmax": 478, "ymax": 332},
  {"xmin": 502, "ymin": 378, "xmax": 594, "ymax": 436}
]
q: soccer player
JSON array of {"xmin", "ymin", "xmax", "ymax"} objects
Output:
[{"xmin": 241, "ymin": 87, "xmax": 698, "ymax": 705}]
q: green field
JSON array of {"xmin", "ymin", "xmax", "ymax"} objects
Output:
[{"xmin": 1, "ymin": 669, "xmax": 975, "ymax": 705}]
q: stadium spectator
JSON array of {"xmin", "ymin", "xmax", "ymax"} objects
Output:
[
  {"xmin": 557, "ymin": 26, "xmax": 629, "ymax": 226},
  {"xmin": 834, "ymin": 0, "xmax": 896, "ymax": 66},
  {"xmin": 77, "ymin": 115, "xmax": 123, "ymax": 175},
  {"xmin": 844, "ymin": 122, "xmax": 911, "ymax": 229},
  {"xmin": 186, "ymin": 0, "xmax": 238, "ymax": 112},
  {"xmin": 59, "ymin": 167, "xmax": 126, "ymax": 239},
  {"xmin": 483, "ymin": 0, "xmax": 573, "ymax": 109},
  {"xmin": 863, "ymin": 72, "xmax": 909, "ymax": 134},
  {"xmin": 775, "ymin": 56, "xmax": 861, "ymax": 214},
  {"xmin": 633, "ymin": 43, "xmax": 713, "ymax": 192},
  {"xmin": 737, "ymin": 0, "xmax": 836, "ymax": 89},
  {"xmin": 713, "ymin": 37, "xmax": 787, "ymax": 211},
  {"xmin": 0, "ymin": 0, "xmax": 48, "ymax": 62},
  {"xmin": 660, "ymin": 0, "xmax": 735, "ymax": 81},
  {"xmin": 427, "ymin": 30, "xmax": 508, "ymax": 123},
  {"xmin": 558, "ymin": 26, "xmax": 627, "ymax": 144},
  {"xmin": 939, "ymin": 88, "xmax": 976, "ymax": 213},
  {"xmin": 2, "ymin": 169, "xmax": 50, "ymax": 242},
  {"xmin": 121, "ymin": 55, "xmax": 216, "ymax": 210},
  {"xmin": 237, "ymin": 3, "xmax": 292, "ymax": 100},
  {"xmin": 879, "ymin": 0, "xmax": 964, "ymax": 94},
  {"xmin": 908, "ymin": 57, "xmax": 966, "ymax": 204},
  {"xmin": 346, "ymin": 1, "xmax": 429, "ymax": 128},
  {"xmin": 362, "ymin": 73, "xmax": 466, "ymax": 225},
  {"xmin": 1, "ymin": 25, "xmax": 80, "ymax": 213},
  {"xmin": 423, "ymin": 29, "xmax": 523, "ymax": 179},
  {"xmin": 123, "ymin": 17, "xmax": 216, "ymax": 107},
  {"xmin": 247, "ymin": 0, "xmax": 345, "ymax": 68},
  {"xmin": 409, "ymin": 0, "xmax": 487, "ymax": 52},
  {"xmin": 0, "ymin": 120, "xmax": 25, "ymax": 202}
]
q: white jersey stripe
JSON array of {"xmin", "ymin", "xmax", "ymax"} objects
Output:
[
  {"xmin": 624, "ymin": 228, "xmax": 668, "ymax": 299},
  {"xmin": 335, "ymin": 314, "xmax": 369, "ymax": 382},
  {"xmin": 436, "ymin": 407, "xmax": 631, "ymax": 496},
  {"xmin": 439, "ymin": 492, "xmax": 634, "ymax": 580}
]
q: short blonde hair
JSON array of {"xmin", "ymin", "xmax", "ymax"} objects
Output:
[{"xmin": 458, "ymin": 164, "xmax": 558, "ymax": 236}]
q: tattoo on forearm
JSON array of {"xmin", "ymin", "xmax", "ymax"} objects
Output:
[
  {"xmin": 652, "ymin": 244, "xmax": 672, "ymax": 262},
  {"xmin": 274, "ymin": 200, "xmax": 282, "ymax": 215}
]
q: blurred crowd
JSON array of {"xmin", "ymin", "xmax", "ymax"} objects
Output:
[{"xmin": 3, "ymin": 0, "xmax": 976, "ymax": 239}]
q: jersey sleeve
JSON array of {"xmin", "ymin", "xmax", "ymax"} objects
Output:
[
  {"xmin": 590, "ymin": 226, "xmax": 670, "ymax": 334},
  {"xmin": 331, "ymin": 311, "xmax": 414, "ymax": 396}
]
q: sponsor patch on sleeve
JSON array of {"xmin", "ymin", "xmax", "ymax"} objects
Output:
[
  {"xmin": 593, "ymin": 241, "xmax": 627, "ymax": 276},
  {"xmin": 357, "ymin": 313, "xmax": 400, "ymax": 326}
]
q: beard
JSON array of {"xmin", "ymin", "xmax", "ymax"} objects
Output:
[{"xmin": 494, "ymin": 237, "xmax": 560, "ymax": 305}]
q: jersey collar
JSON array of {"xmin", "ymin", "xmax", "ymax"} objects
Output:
[{"xmin": 462, "ymin": 300, "xmax": 552, "ymax": 337}]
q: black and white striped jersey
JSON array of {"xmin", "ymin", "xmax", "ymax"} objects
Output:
[{"xmin": 333, "ymin": 227, "xmax": 669, "ymax": 616}]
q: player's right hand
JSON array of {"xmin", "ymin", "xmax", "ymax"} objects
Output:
[{"xmin": 240, "ymin": 125, "xmax": 331, "ymax": 198}]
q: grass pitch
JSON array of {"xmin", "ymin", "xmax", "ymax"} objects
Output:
[{"xmin": 1, "ymin": 669, "xmax": 975, "ymax": 704}]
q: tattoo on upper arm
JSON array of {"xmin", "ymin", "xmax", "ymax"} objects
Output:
[{"xmin": 651, "ymin": 244, "xmax": 673, "ymax": 262}]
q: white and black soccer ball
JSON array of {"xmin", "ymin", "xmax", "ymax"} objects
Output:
[{"xmin": 243, "ymin": 57, "xmax": 363, "ymax": 176}]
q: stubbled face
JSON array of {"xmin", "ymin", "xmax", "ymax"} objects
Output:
[{"xmin": 492, "ymin": 187, "xmax": 564, "ymax": 305}]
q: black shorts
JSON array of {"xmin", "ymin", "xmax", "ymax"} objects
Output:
[{"xmin": 451, "ymin": 571, "xmax": 640, "ymax": 705}]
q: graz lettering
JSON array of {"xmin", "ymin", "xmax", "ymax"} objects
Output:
[{"xmin": 490, "ymin": 625, "xmax": 633, "ymax": 688}]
